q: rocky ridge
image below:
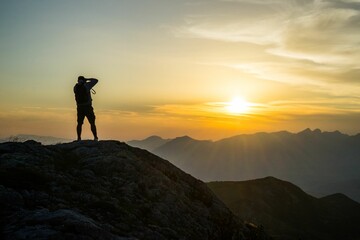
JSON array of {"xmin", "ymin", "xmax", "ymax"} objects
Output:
[
  {"xmin": 208, "ymin": 177, "xmax": 360, "ymax": 240},
  {"xmin": 0, "ymin": 140, "xmax": 268, "ymax": 240}
]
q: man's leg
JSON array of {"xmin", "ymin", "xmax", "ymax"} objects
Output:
[
  {"xmin": 87, "ymin": 107, "xmax": 98, "ymax": 141},
  {"xmin": 77, "ymin": 107, "xmax": 85, "ymax": 141},
  {"xmin": 77, "ymin": 123, "xmax": 82, "ymax": 141},
  {"xmin": 91, "ymin": 122, "xmax": 98, "ymax": 141}
]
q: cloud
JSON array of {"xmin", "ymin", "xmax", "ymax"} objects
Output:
[
  {"xmin": 177, "ymin": 0, "xmax": 360, "ymax": 61},
  {"xmin": 174, "ymin": 0, "xmax": 287, "ymax": 45},
  {"xmin": 223, "ymin": 59, "xmax": 360, "ymax": 95},
  {"xmin": 272, "ymin": 3, "xmax": 360, "ymax": 65},
  {"xmin": 173, "ymin": 0, "xmax": 360, "ymax": 94}
]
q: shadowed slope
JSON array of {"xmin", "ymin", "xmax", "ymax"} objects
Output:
[
  {"xmin": 0, "ymin": 140, "xmax": 269, "ymax": 240},
  {"xmin": 208, "ymin": 177, "xmax": 360, "ymax": 240}
]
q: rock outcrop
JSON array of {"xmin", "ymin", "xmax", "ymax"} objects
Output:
[
  {"xmin": 208, "ymin": 177, "xmax": 360, "ymax": 240},
  {"xmin": 0, "ymin": 140, "xmax": 267, "ymax": 240}
]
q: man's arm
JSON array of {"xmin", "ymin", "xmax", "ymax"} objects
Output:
[{"xmin": 85, "ymin": 78, "xmax": 98, "ymax": 90}]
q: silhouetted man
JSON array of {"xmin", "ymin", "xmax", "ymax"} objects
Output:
[{"xmin": 74, "ymin": 76, "xmax": 98, "ymax": 141}]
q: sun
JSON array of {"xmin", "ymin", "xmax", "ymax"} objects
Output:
[{"xmin": 225, "ymin": 97, "xmax": 251, "ymax": 114}]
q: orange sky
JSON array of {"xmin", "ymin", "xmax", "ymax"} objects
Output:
[{"xmin": 1, "ymin": 0, "xmax": 360, "ymax": 140}]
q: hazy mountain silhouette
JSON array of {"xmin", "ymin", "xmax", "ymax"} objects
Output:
[
  {"xmin": 0, "ymin": 134, "xmax": 71, "ymax": 145},
  {"xmin": 128, "ymin": 129, "xmax": 360, "ymax": 202},
  {"xmin": 127, "ymin": 135, "xmax": 171, "ymax": 151},
  {"xmin": 208, "ymin": 177, "xmax": 360, "ymax": 240},
  {"xmin": 0, "ymin": 140, "xmax": 269, "ymax": 240},
  {"xmin": 306, "ymin": 178, "xmax": 360, "ymax": 202}
]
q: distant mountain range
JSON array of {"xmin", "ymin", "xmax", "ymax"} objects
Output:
[
  {"xmin": 0, "ymin": 134, "xmax": 71, "ymax": 145},
  {"xmin": 128, "ymin": 135, "xmax": 171, "ymax": 151},
  {"xmin": 208, "ymin": 177, "xmax": 360, "ymax": 240},
  {"xmin": 128, "ymin": 129, "xmax": 360, "ymax": 202}
]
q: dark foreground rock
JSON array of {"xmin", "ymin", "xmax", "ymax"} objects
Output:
[
  {"xmin": 208, "ymin": 177, "xmax": 360, "ymax": 240},
  {"xmin": 0, "ymin": 140, "xmax": 268, "ymax": 240}
]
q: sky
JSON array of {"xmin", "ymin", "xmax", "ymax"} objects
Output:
[{"xmin": 1, "ymin": 0, "xmax": 360, "ymax": 141}]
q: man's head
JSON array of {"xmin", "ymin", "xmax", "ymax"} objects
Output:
[{"xmin": 78, "ymin": 76, "xmax": 85, "ymax": 84}]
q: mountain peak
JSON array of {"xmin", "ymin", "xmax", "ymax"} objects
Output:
[
  {"xmin": 323, "ymin": 130, "xmax": 347, "ymax": 137},
  {"xmin": 127, "ymin": 135, "xmax": 170, "ymax": 152},
  {"xmin": 175, "ymin": 135, "xmax": 193, "ymax": 140},
  {"xmin": 0, "ymin": 140, "xmax": 265, "ymax": 239},
  {"xmin": 144, "ymin": 135, "xmax": 164, "ymax": 141},
  {"xmin": 172, "ymin": 135, "xmax": 195, "ymax": 142},
  {"xmin": 298, "ymin": 128, "xmax": 322, "ymax": 135},
  {"xmin": 321, "ymin": 193, "xmax": 359, "ymax": 206},
  {"xmin": 273, "ymin": 130, "xmax": 291, "ymax": 136},
  {"xmin": 314, "ymin": 128, "xmax": 322, "ymax": 134}
]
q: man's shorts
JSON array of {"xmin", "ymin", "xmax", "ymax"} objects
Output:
[{"xmin": 77, "ymin": 105, "xmax": 96, "ymax": 125}]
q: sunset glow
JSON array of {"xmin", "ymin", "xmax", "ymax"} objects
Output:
[
  {"xmin": 226, "ymin": 97, "xmax": 251, "ymax": 115},
  {"xmin": 1, "ymin": 0, "xmax": 360, "ymax": 140}
]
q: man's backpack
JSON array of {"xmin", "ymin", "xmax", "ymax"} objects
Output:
[{"xmin": 74, "ymin": 84, "xmax": 89, "ymax": 104}]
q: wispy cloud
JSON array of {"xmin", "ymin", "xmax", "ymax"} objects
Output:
[
  {"xmin": 174, "ymin": 15, "xmax": 283, "ymax": 45},
  {"xmin": 271, "ymin": 3, "xmax": 360, "ymax": 65},
  {"xmin": 172, "ymin": 0, "xmax": 360, "ymax": 99}
]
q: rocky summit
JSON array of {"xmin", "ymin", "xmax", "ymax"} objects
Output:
[{"xmin": 0, "ymin": 140, "xmax": 267, "ymax": 240}]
